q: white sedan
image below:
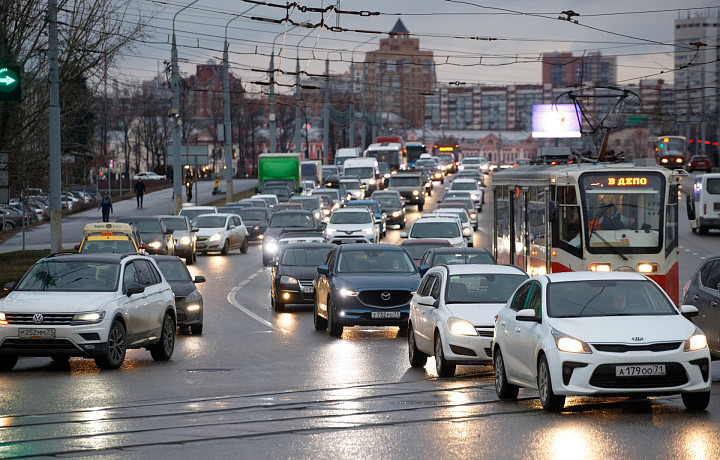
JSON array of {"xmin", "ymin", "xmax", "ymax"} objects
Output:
[
  {"xmin": 192, "ymin": 213, "xmax": 248, "ymax": 255},
  {"xmin": 493, "ymin": 272, "xmax": 712, "ymax": 411},
  {"xmin": 133, "ymin": 172, "xmax": 167, "ymax": 180},
  {"xmin": 408, "ymin": 264, "xmax": 529, "ymax": 377}
]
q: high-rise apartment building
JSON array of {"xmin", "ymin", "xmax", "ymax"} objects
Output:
[{"xmin": 542, "ymin": 51, "xmax": 616, "ymax": 86}]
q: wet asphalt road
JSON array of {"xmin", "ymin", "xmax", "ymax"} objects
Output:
[{"xmin": 1, "ymin": 174, "xmax": 720, "ymax": 458}]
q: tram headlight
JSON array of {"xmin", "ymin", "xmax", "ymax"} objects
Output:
[
  {"xmin": 589, "ymin": 263, "xmax": 611, "ymax": 272},
  {"xmin": 637, "ymin": 263, "xmax": 658, "ymax": 273}
]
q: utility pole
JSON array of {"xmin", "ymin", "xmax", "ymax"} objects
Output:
[
  {"xmin": 48, "ymin": 0, "xmax": 62, "ymax": 253},
  {"xmin": 361, "ymin": 65, "xmax": 366, "ymax": 150},
  {"xmin": 268, "ymin": 49, "xmax": 276, "ymax": 153},
  {"xmin": 349, "ymin": 58, "xmax": 355, "ymax": 147},
  {"xmin": 323, "ymin": 58, "xmax": 330, "ymax": 165},
  {"xmin": 371, "ymin": 75, "xmax": 377, "ymax": 142},
  {"xmin": 294, "ymin": 56, "xmax": 302, "ymax": 157}
]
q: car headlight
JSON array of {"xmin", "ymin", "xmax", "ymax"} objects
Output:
[
  {"xmin": 324, "ymin": 209, "xmax": 331, "ymax": 215},
  {"xmin": 186, "ymin": 304, "xmax": 200, "ymax": 311},
  {"xmin": 412, "ymin": 190, "xmax": 420, "ymax": 196},
  {"xmin": 470, "ymin": 194, "xmax": 479, "ymax": 201},
  {"xmin": 264, "ymin": 239, "xmax": 277, "ymax": 253},
  {"xmin": 0, "ymin": 312, "xmax": 6, "ymax": 325},
  {"xmin": 448, "ymin": 317, "xmax": 477, "ymax": 336},
  {"xmin": 179, "ymin": 236, "xmax": 191, "ymax": 245},
  {"xmin": 209, "ymin": 233, "xmax": 222, "ymax": 242},
  {"xmin": 684, "ymin": 327, "xmax": 708, "ymax": 351},
  {"xmin": 552, "ymin": 328, "xmax": 592, "ymax": 353},
  {"xmin": 326, "ymin": 228, "xmax": 337, "ymax": 235},
  {"xmin": 280, "ymin": 275, "xmax": 298, "ymax": 284},
  {"xmin": 186, "ymin": 290, "xmax": 201, "ymax": 302},
  {"xmin": 314, "ymin": 212, "xmax": 321, "ymax": 219},
  {"xmin": 459, "ymin": 165, "xmax": 465, "ymax": 170},
  {"xmin": 363, "ymin": 227, "xmax": 375, "ymax": 235},
  {"xmin": 470, "ymin": 212, "xmax": 476, "ymax": 219},
  {"xmin": 369, "ymin": 179, "xmax": 376, "ymax": 185},
  {"xmin": 340, "ymin": 288, "xmax": 359, "ymax": 296},
  {"xmin": 392, "ymin": 211, "xmax": 401, "ymax": 217},
  {"xmin": 434, "ymin": 173, "xmax": 442, "ymax": 178},
  {"xmin": 462, "ymin": 227, "xmax": 471, "ymax": 236},
  {"xmin": 148, "ymin": 241, "xmax": 162, "ymax": 249},
  {"xmin": 72, "ymin": 311, "xmax": 106, "ymax": 325},
  {"xmin": 384, "ymin": 173, "xmax": 391, "ymax": 178}
]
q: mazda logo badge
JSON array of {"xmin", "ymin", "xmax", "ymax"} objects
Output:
[
  {"xmin": 33, "ymin": 313, "xmax": 44, "ymax": 324},
  {"xmin": 381, "ymin": 292, "xmax": 391, "ymax": 301},
  {"xmin": 631, "ymin": 337, "xmax": 644, "ymax": 341}
]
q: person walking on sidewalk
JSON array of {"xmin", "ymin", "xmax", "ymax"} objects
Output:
[
  {"xmin": 134, "ymin": 178, "xmax": 146, "ymax": 208},
  {"xmin": 98, "ymin": 192, "xmax": 113, "ymax": 222}
]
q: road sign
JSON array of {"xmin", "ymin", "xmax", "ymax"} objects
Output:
[
  {"xmin": 167, "ymin": 145, "xmax": 209, "ymax": 166},
  {"xmin": 0, "ymin": 152, "xmax": 8, "ymax": 204},
  {"xmin": 0, "ymin": 66, "xmax": 21, "ymax": 102}
]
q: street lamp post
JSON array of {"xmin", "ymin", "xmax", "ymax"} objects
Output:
[
  {"xmin": 294, "ymin": 29, "xmax": 315, "ymax": 158},
  {"xmin": 269, "ymin": 26, "xmax": 298, "ymax": 153}
]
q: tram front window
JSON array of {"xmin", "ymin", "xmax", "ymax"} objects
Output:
[{"xmin": 580, "ymin": 173, "xmax": 664, "ymax": 252}]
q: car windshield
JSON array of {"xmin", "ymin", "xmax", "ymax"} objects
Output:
[
  {"xmin": 347, "ymin": 202, "xmax": 380, "ymax": 214},
  {"xmin": 451, "ymin": 182, "xmax": 476, "ymax": 191},
  {"xmin": 547, "ymin": 280, "xmax": 678, "ymax": 317},
  {"xmin": 161, "ymin": 217, "xmax": 188, "ymax": 231},
  {"xmin": 330, "ymin": 211, "xmax": 372, "ymax": 224},
  {"xmin": 446, "ymin": 274, "xmax": 527, "ymax": 303},
  {"xmin": 179, "ymin": 209, "xmax": 214, "ymax": 220},
  {"xmin": 410, "ymin": 221, "xmax": 460, "ymax": 238},
  {"xmin": 337, "ymin": 249, "xmax": 416, "ymax": 274},
  {"xmin": 390, "ymin": 176, "xmax": 421, "ymax": 187},
  {"xmin": 313, "ymin": 190, "xmax": 339, "ymax": 201},
  {"xmin": 193, "ymin": 215, "xmax": 227, "ymax": 228},
  {"xmin": 17, "ymin": 260, "xmax": 120, "ymax": 292},
  {"xmin": 80, "ymin": 240, "xmax": 136, "ymax": 254},
  {"xmin": 433, "ymin": 251, "xmax": 494, "ymax": 265},
  {"xmin": 130, "ymin": 220, "xmax": 163, "ymax": 233},
  {"xmin": 237, "ymin": 209, "xmax": 267, "ymax": 220},
  {"xmin": 443, "ymin": 198, "xmax": 473, "ymax": 208},
  {"xmin": 403, "ymin": 243, "xmax": 448, "ymax": 259},
  {"xmin": 374, "ymin": 196, "xmax": 401, "ymax": 207},
  {"xmin": 435, "ymin": 212, "xmax": 467, "ymax": 223},
  {"xmin": 155, "ymin": 259, "xmax": 192, "ymax": 282},
  {"xmin": 281, "ymin": 247, "xmax": 332, "ymax": 266},
  {"xmin": 340, "ymin": 181, "xmax": 361, "ymax": 190},
  {"xmin": 291, "ymin": 198, "xmax": 320, "ymax": 209},
  {"xmin": 462, "ymin": 158, "xmax": 481, "ymax": 165},
  {"xmin": 270, "ymin": 213, "xmax": 314, "ymax": 228},
  {"xmin": 343, "ymin": 167, "xmax": 374, "ymax": 179}
]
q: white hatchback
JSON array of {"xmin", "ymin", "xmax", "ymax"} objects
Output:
[
  {"xmin": 493, "ymin": 271, "xmax": 712, "ymax": 411},
  {"xmin": 408, "ymin": 264, "xmax": 529, "ymax": 377},
  {"xmin": 192, "ymin": 213, "xmax": 249, "ymax": 255},
  {"xmin": 401, "ymin": 216, "xmax": 465, "ymax": 248}
]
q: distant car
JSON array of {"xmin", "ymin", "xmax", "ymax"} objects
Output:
[
  {"xmin": 152, "ymin": 255, "xmax": 205, "ymax": 334},
  {"xmin": 494, "ymin": 272, "xmax": 711, "ymax": 411},
  {"xmin": 179, "ymin": 206, "xmax": 218, "ymax": 221},
  {"xmin": 0, "ymin": 253, "xmax": 176, "ymax": 371},
  {"xmin": 408, "ymin": 264, "xmax": 529, "ymax": 376},
  {"xmin": 325, "ymin": 207, "xmax": 378, "ymax": 244},
  {"xmin": 400, "ymin": 238, "xmax": 453, "ymax": 266},
  {"xmin": 252, "ymin": 194, "xmax": 280, "ymax": 208},
  {"xmin": 133, "ymin": 172, "xmax": 166, "ymax": 180},
  {"xmin": 262, "ymin": 210, "xmax": 325, "ymax": 265},
  {"xmin": 289, "ymin": 196, "xmax": 324, "ymax": 222},
  {"xmin": 419, "ymin": 247, "xmax": 496, "ymax": 273},
  {"xmin": 371, "ymin": 190, "xmax": 405, "ymax": 229},
  {"xmin": 387, "ymin": 172, "xmax": 425, "ymax": 211},
  {"xmin": 273, "ymin": 202, "xmax": 304, "ymax": 212},
  {"xmin": 0, "ymin": 206, "xmax": 26, "ymax": 230},
  {"xmin": 116, "ymin": 217, "xmax": 175, "ymax": 256},
  {"xmin": 314, "ymin": 244, "xmax": 422, "ymax": 337},
  {"xmin": 236, "ymin": 199, "xmax": 268, "ymax": 209},
  {"xmin": 271, "ymin": 243, "xmax": 335, "ymax": 312},
  {"xmin": 448, "ymin": 178, "xmax": 484, "ymax": 206},
  {"xmin": 687, "ymin": 155, "xmax": 712, "ymax": 173},
  {"xmin": 77, "ymin": 222, "xmax": 141, "ymax": 255},
  {"xmin": 426, "ymin": 209, "xmax": 473, "ymax": 247},
  {"xmin": 235, "ymin": 207, "xmax": 272, "ymax": 242},
  {"xmin": 401, "ymin": 216, "xmax": 465, "ymax": 248},
  {"xmin": 339, "ymin": 177, "xmax": 365, "ymax": 200},
  {"xmin": 437, "ymin": 201, "xmax": 477, "ymax": 229},
  {"xmin": 345, "ymin": 199, "xmax": 387, "ymax": 237},
  {"xmin": 192, "ymin": 213, "xmax": 248, "ymax": 255},
  {"xmin": 159, "ymin": 215, "xmax": 197, "ymax": 265},
  {"xmin": 682, "ymin": 251, "xmax": 720, "ymax": 358}
]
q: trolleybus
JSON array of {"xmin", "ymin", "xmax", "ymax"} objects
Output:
[
  {"xmin": 492, "ymin": 163, "xmax": 683, "ymax": 303},
  {"xmin": 433, "ymin": 144, "xmax": 460, "ymax": 173},
  {"xmin": 406, "ymin": 142, "xmax": 427, "ymax": 169},
  {"xmin": 653, "ymin": 135, "xmax": 688, "ymax": 169}
]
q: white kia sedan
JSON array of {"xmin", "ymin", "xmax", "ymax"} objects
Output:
[
  {"xmin": 409, "ymin": 264, "xmax": 529, "ymax": 377},
  {"xmin": 493, "ymin": 272, "xmax": 712, "ymax": 411},
  {"xmin": 192, "ymin": 213, "xmax": 249, "ymax": 255}
]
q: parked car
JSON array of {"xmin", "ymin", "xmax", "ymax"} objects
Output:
[
  {"xmin": 494, "ymin": 272, "xmax": 711, "ymax": 411},
  {"xmin": 192, "ymin": 213, "xmax": 248, "ymax": 255},
  {"xmin": 0, "ymin": 253, "xmax": 176, "ymax": 370},
  {"xmin": 152, "ymin": 255, "xmax": 205, "ymax": 334},
  {"xmin": 271, "ymin": 243, "xmax": 335, "ymax": 312},
  {"xmin": 116, "ymin": 217, "xmax": 176, "ymax": 256},
  {"xmin": 687, "ymin": 155, "xmax": 712, "ymax": 173},
  {"xmin": 0, "ymin": 206, "xmax": 24, "ymax": 230},
  {"xmin": 133, "ymin": 172, "xmax": 167, "ymax": 180},
  {"xmin": 159, "ymin": 215, "xmax": 197, "ymax": 264}
]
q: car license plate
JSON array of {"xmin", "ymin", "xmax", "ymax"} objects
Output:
[
  {"xmin": 18, "ymin": 328, "xmax": 55, "ymax": 339},
  {"xmin": 371, "ymin": 311, "xmax": 401, "ymax": 319},
  {"xmin": 303, "ymin": 286, "xmax": 314, "ymax": 294},
  {"xmin": 615, "ymin": 364, "xmax": 666, "ymax": 377}
]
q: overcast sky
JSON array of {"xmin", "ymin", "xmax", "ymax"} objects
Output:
[{"xmin": 116, "ymin": 0, "xmax": 720, "ymax": 97}]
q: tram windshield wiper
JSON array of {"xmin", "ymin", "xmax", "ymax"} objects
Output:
[{"xmin": 589, "ymin": 228, "xmax": 628, "ymax": 261}]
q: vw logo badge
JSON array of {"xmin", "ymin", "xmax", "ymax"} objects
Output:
[
  {"xmin": 381, "ymin": 292, "xmax": 391, "ymax": 301},
  {"xmin": 33, "ymin": 313, "xmax": 44, "ymax": 325},
  {"xmin": 631, "ymin": 337, "xmax": 644, "ymax": 341}
]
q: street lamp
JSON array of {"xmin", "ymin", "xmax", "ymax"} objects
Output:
[{"xmin": 269, "ymin": 26, "xmax": 298, "ymax": 153}]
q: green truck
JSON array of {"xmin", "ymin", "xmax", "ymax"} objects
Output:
[{"xmin": 257, "ymin": 153, "xmax": 302, "ymax": 195}]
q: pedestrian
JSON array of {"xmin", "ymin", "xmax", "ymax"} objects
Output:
[
  {"xmin": 185, "ymin": 171, "xmax": 194, "ymax": 203},
  {"xmin": 98, "ymin": 192, "xmax": 113, "ymax": 222},
  {"xmin": 134, "ymin": 177, "xmax": 146, "ymax": 208}
]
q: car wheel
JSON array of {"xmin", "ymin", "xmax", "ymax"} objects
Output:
[
  {"xmin": 149, "ymin": 314, "xmax": 175, "ymax": 361},
  {"xmin": 682, "ymin": 391, "xmax": 711, "ymax": 411},
  {"xmin": 240, "ymin": 237, "xmax": 249, "ymax": 254},
  {"xmin": 0, "ymin": 355, "xmax": 18, "ymax": 371},
  {"xmin": 537, "ymin": 355, "xmax": 565, "ymax": 411},
  {"xmin": 273, "ymin": 293, "xmax": 285, "ymax": 312},
  {"xmin": 408, "ymin": 324, "xmax": 428, "ymax": 367},
  {"xmin": 2, "ymin": 222, "xmax": 14, "ymax": 230},
  {"xmin": 185, "ymin": 254, "xmax": 194, "ymax": 265},
  {"xmin": 418, "ymin": 202, "xmax": 424, "ymax": 212},
  {"xmin": 327, "ymin": 297, "xmax": 343, "ymax": 337},
  {"xmin": 190, "ymin": 324, "xmax": 203, "ymax": 335},
  {"xmin": 262, "ymin": 255, "xmax": 271, "ymax": 266},
  {"xmin": 434, "ymin": 333, "xmax": 456, "ymax": 377},
  {"xmin": 193, "ymin": 251, "xmax": 197, "ymax": 263},
  {"xmin": 94, "ymin": 320, "xmax": 126, "ymax": 370},
  {"xmin": 494, "ymin": 347, "xmax": 519, "ymax": 399},
  {"xmin": 400, "ymin": 220, "xmax": 405, "ymax": 229},
  {"xmin": 699, "ymin": 226, "xmax": 709, "ymax": 235},
  {"xmin": 313, "ymin": 298, "xmax": 328, "ymax": 331},
  {"xmin": 221, "ymin": 240, "xmax": 230, "ymax": 255}
]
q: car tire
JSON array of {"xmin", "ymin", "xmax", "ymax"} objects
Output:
[
  {"xmin": 408, "ymin": 324, "xmax": 428, "ymax": 367},
  {"xmin": 149, "ymin": 314, "xmax": 175, "ymax": 361},
  {"xmin": 418, "ymin": 202, "xmax": 424, "ymax": 212},
  {"xmin": 240, "ymin": 237, "xmax": 249, "ymax": 254},
  {"xmin": 262, "ymin": 255, "xmax": 271, "ymax": 266},
  {"xmin": 434, "ymin": 333, "xmax": 456, "ymax": 377},
  {"xmin": 193, "ymin": 251, "xmax": 197, "ymax": 263},
  {"xmin": 493, "ymin": 347, "xmax": 519, "ymax": 400},
  {"xmin": 537, "ymin": 355, "xmax": 565, "ymax": 411},
  {"xmin": 273, "ymin": 293, "xmax": 285, "ymax": 312},
  {"xmin": 190, "ymin": 324, "xmax": 203, "ymax": 335},
  {"xmin": 95, "ymin": 320, "xmax": 126, "ymax": 370},
  {"xmin": 468, "ymin": 242, "xmax": 473, "ymax": 248},
  {"xmin": 682, "ymin": 391, "xmax": 710, "ymax": 411},
  {"xmin": 2, "ymin": 222, "xmax": 14, "ymax": 230},
  {"xmin": 313, "ymin": 298, "xmax": 328, "ymax": 331},
  {"xmin": 221, "ymin": 240, "xmax": 230, "ymax": 255},
  {"xmin": 699, "ymin": 226, "xmax": 709, "ymax": 235},
  {"xmin": 0, "ymin": 355, "xmax": 18, "ymax": 371},
  {"xmin": 327, "ymin": 298, "xmax": 343, "ymax": 338},
  {"xmin": 186, "ymin": 254, "xmax": 194, "ymax": 265}
]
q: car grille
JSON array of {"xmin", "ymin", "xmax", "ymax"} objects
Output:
[
  {"xmin": 589, "ymin": 363, "xmax": 688, "ymax": 389},
  {"xmin": 358, "ymin": 290, "xmax": 412, "ymax": 307},
  {"xmin": 1, "ymin": 338, "xmax": 80, "ymax": 352},
  {"xmin": 4, "ymin": 313, "xmax": 74, "ymax": 325},
  {"xmin": 197, "ymin": 236, "xmax": 208, "ymax": 242},
  {"xmin": 175, "ymin": 296, "xmax": 186, "ymax": 304},
  {"xmin": 592, "ymin": 342, "xmax": 683, "ymax": 353},
  {"xmin": 298, "ymin": 280, "xmax": 314, "ymax": 288},
  {"xmin": 177, "ymin": 310, "xmax": 187, "ymax": 322},
  {"xmin": 476, "ymin": 328, "xmax": 494, "ymax": 338}
]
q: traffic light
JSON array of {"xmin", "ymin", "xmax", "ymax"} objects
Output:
[{"xmin": 0, "ymin": 66, "xmax": 21, "ymax": 102}]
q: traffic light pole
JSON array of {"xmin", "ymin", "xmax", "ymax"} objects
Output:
[{"xmin": 48, "ymin": 0, "xmax": 62, "ymax": 253}]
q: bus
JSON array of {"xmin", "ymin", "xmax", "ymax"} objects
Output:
[
  {"xmin": 364, "ymin": 142, "xmax": 407, "ymax": 173},
  {"xmin": 491, "ymin": 163, "xmax": 683, "ymax": 303},
  {"xmin": 406, "ymin": 142, "xmax": 427, "ymax": 168},
  {"xmin": 432, "ymin": 144, "xmax": 460, "ymax": 173},
  {"xmin": 653, "ymin": 135, "xmax": 687, "ymax": 169}
]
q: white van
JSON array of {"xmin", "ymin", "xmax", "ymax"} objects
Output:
[
  {"xmin": 342, "ymin": 157, "xmax": 380, "ymax": 196},
  {"xmin": 690, "ymin": 173, "xmax": 720, "ymax": 234},
  {"xmin": 334, "ymin": 147, "xmax": 362, "ymax": 173}
]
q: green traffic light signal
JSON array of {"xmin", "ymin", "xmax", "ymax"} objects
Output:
[{"xmin": 0, "ymin": 66, "xmax": 21, "ymax": 102}]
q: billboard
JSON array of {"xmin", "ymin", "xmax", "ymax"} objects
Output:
[{"xmin": 531, "ymin": 104, "xmax": 582, "ymax": 138}]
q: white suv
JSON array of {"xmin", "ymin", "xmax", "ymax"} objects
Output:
[
  {"xmin": 325, "ymin": 208, "xmax": 378, "ymax": 244},
  {"xmin": 0, "ymin": 253, "xmax": 176, "ymax": 371}
]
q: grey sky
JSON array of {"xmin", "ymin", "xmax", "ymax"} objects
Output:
[{"xmin": 116, "ymin": 0, "xmax": 719, "ymax": 96}]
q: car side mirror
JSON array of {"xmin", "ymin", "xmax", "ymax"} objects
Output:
[
  {"xmin": 317, "ymin": 265, "xmax": 329, "ymax": 275},
  {"xmin": 126, "ymin": 282, "xmax": 145, "ymax": 297},
  {"xmin": 74, "ymin": 244, "xmax": 81, "ymax": 251},
  {"xmin": 193, "ymin": 276, "xmax": 206, "ymax": 284},
  {"xmin": 191, "ymin": 227, "xmax": 199, "ymax": 232},
  {"xmin": 516, "ymin": 308, "xmax": 541, "ymax": 323},
  {"xmin": 399, "ymin": 232, "xmax": 408, "ymax": 238},
  {"xmin": 680, "ymin": 304, "xmax": 699, "ymax": 318},
  {"xmin": 3, "ymin": 281, "xmax": 16, "ymax": 292},
  {"xmin": 419, "ymin": 265, "xmax": 430, "ymax": 276},
  {"xmin": 229, "ymin": 225, "xmax": 236, "ymax": 230},
  {"xmin": 686, "ymin": 195, "xmax": 696, "ymax": 221},
  {"xmin": 140, "ymin": 243, "xmax": 148, "ymax": 250},
  {"xmin": 417, "ymin": 295, "xmax": 437, "ymax": 307},
  {"xmin": 318, "ymin": 221, "xmax": 327, "ymax": 230},
  {"xmin": 165, "ymin": 229, "xmax": 174, "ymax": 234}
]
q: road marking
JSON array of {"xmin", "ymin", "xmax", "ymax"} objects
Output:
[
  {"xmin": 248, "ymin": 273, "xmax": 258, "ymax": 280},
  {"xmin": 227, "ymin": 286, "xmax": 288, "ymax": 333},
  {"xmin": 684, "ymin": 249, "xmax": 691, "ymax": 252},
  {"xmin": 238, "ymin": 280, "xmax": 249, "ymax": 286},
  {"xmin": 692, "ymin": 252, "xmax": 698, "ymax": 256}
]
